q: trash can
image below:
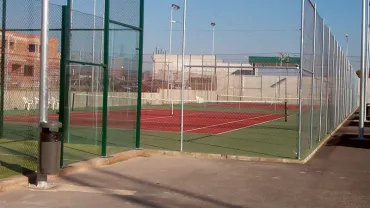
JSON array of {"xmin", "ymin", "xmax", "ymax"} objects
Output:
[
  {"xmin": 367, "ymin": 103, "xmax": 370, "ymax": 119},
  {"xmin": 39, "ymin": 121, "xmax": 62, "ymax": 175}
]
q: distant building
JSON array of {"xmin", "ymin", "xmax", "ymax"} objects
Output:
[
  {"xmin": 1, "ymin": 31, "xmax": 60, "ymax": 89},
  {"xmin": 151, "ymin": 54, "xmax": 258, "ymax": 89}
]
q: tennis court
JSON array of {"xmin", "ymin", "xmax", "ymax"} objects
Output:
[
  {"xmin": 4, "ymin": 98, "xmax": 290, "ymax": 135},
  {"xmin": 134, "ymin": 97, "xmax": 299, "ymax": 159},
  {"xmin": 141, "ymin": 109, "xmax": 286, "ymax": 134},
  {"xmin": 4, "ymin": 109, "xmax": 287, "ymax": 135},
  {"xmin": 2, "ymin": 95, "xmax": 299, "ymax": 159}
]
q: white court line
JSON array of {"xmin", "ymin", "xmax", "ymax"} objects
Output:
[
  {"xmin": 184, "ymin": 114, "xmax": 275, "ymax": 133},
  {"xmin": 141, "ymin": 112, "xmax": 207, "ymax": 123},
  {"xmin": 216, "ymin": 114, "xmax": 293, "ymax": 135}
]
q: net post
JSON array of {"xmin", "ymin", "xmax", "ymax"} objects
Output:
[
  {"xmin": 101, "ymin": 0, "xmax": 110, "ymax": 157},
  {"xmin": 285, "ymin": 101, "xmax": 288, "ymax": 122},
  {"xmin": 71, "ymin": 92, "xmax": 75, "ymax": 111},
  {"xmin": 135, "ymin": 0, "xmax": 145, "ymax": 149},
  {"xmin": 58, "ymin": 5, "xmax": 71, "ymax": 167},
  {"xmin": 0, "ymin": 0, "xmax": 6, "ymax": 138}
]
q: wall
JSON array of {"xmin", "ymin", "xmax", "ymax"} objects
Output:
[{"xmin": 5, "ymin": 75, "xmax": 334, "ymax": 111}]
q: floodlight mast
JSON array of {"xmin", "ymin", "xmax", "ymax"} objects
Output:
[
  {"xmin": 169, "ymin": 4, "xmax": 180, "ymax": 54},
  {"xmin": 169, "ymin": 4, "xmax": 180, "ymax": 116},
  {"xmin": 211, "ymin": 22, "xmax": 216, "ymax": 55},
  {"xmin": 359, "ymin": 0, "xmax": 367, "ymax": 139},
  {"xmin": 180, "ymin": 0, "xmax": 187, "ymax": 152}
]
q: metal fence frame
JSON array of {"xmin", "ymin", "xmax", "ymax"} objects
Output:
[
  {"xmin": 0, "ymin": 0, "xmax": 359, "ymax": 180},
  {"xmin": 297, "ymin": 0, "xmax": 357, "ymax": 159},
  {"xmin": 0, "ymin": 0, "xmax": 144, "ymax": 177},
  {"xmin": 58, "ymin": 0, "xmax": 144, "ymax": 160}
]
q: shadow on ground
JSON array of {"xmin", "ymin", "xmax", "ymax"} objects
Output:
[{"xmin": 60, "ymin": 167, "xmax": 246, "ymax": 208}]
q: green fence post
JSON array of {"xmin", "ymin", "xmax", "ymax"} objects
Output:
[
  {"xmin": 101, "ymin": 0, "xmax": 110, "ymax": 157},
  {"xmin": 58, "ymin": 5, "xmax": 71, "ymax": 167},
  {"xmin": 0, "ymin": 0, "xmax": 6, "ymax": 138},
  {"xmin": 135, "ymin": 0, "xmax": 145, "ymax": 149}
]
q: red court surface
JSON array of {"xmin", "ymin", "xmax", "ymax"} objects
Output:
[
  {"xmin": 140, "ymin": 109, "xmax": 285, "ymax": 134},
  {"xmin": 4, "ymin": 109, "xmax": 286, "ymax": 135}
]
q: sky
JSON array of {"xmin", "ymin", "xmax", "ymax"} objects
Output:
[{"xmin": 49, "ymin": 0, "xmax": 362, "ymax": 68}]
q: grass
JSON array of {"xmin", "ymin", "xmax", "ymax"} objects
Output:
[{"xmin": 4, "ymin": 109, "xmax": 58, "ymax": 116}]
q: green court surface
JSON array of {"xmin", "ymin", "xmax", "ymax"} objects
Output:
[
  {"xmin": 0, "ymin": 122, "xmax": 133, "ymax": 179},
  {"xmin": 140, "ymin": 112, "xmax": 299, "ymax": 158}
]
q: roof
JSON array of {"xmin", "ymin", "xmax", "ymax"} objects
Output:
[{"xmin": 248, "ymin": 56, "xmax": 300, "ymax": 65}]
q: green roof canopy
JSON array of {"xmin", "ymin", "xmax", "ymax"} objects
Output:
[{"xmin": 249, "ymin": 56, "xmax": 300, "ymax": 65}]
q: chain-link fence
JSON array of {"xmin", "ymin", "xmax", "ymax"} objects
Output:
[
  {"xmin": 138, "ymin": 0, "xmax": 358, "ymax": 160},
  {"xmin": 0, "ymin": 0, "xmax": 143, "ymax": 179},
  {"xmin": 0, "ymin": 0, "xmax": 359, "ymax": 179},
  {"xmin": 0, "ymin": 0, "xmax": 62, "ymax": 178}
]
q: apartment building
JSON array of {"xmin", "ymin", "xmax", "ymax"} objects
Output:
[{"xmin": 1, "ymin": 31, "xmax": 60, "ymax": 88}]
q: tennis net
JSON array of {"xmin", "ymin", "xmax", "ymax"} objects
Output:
[
  {"xmin": 140, "ymin": 95, "xmax": 290, "ymax": 119},
  {"xmin": 71, "ymin": 93, "xmax": 292, "ymax": 121}
]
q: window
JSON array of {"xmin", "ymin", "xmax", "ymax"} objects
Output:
[
  {"xmin": 28, "ymin": 44, "xmax": 36, "ymax": 52},
  {"xmin": 12, "ymin": 64, "xmax": 21, "ymax": 72},
  {"xmin": 24, "ymin": 65, "xmax": 34, "ymax": 76},
  {"xmin": 9, "ymin": 42, "xmax": 14, "ymax": 50}
]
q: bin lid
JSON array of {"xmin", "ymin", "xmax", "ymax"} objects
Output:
[{"xmin": 40, "ymin": 121, "xmax": 62, "ymax": 129}]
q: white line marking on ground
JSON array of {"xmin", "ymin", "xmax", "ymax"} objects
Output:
[
  {"xmin": 216, "ymin": 114, "xmax": 293, "ymax": 135},
  {"xmin": 184, "ymin": 114, "xmax": 274, "ymax": 133},
  {"xmin": 140, "ymin": 112, "xmax": 207, "ymax": 123}
]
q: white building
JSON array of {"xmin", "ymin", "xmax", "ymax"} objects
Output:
[{"xmin": 152, "ymin": 54, "xmax": 258, "ymax": 89}]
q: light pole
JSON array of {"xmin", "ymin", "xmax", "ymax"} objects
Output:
[
  {"xmin": 345, "ymin": 34, "xmax": 349, "ymax": 117},
  {"xmin": 180, "ymin": 0, "xmax": 187, "ymax": 152},
  {"xmin": 92, "ymin": 0, "xmax": 96, "ymax": 92},
  {"xmin": 366, "ymin": 1, "xmax": 370, "ymax": 121},
  {"xmin": 169, "ymin": 4, "xmax": 180, "ymax": 54},
  {"xmin": 211, "ymin": 22, "xmax": 216, "ymax": 55},
  {"xmin": 359, "ymin": 0, "xmax": 367, "ymax": 139},
  {"xmin": 210, "ymin": 22, "xmax": 216, "ymax": 99},
  {"xmin": 345, "ymin": 34, "xmax": 349, "ymax": 57}
]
